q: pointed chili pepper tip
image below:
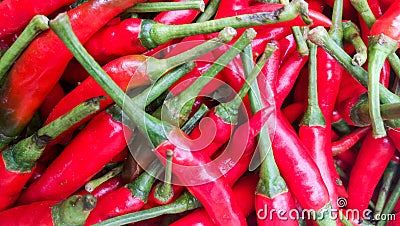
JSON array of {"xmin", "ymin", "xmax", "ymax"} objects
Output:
[{"xmin": 218, "ymin": 27, "xmax": 237, "ymax": 43}]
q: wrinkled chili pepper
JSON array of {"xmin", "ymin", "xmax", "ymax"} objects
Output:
[
  {"xmin": 347, "ymin": 131, "xmax": 395, "ymax": 216},
  {"xmin": 0, "ymin": 98, "xmax": 100, "ymax": 210},
  {"xmin": 0, "ymin": 194, "xmax": 97, "ymax": 225},
  {"xmin": 18, "ymin": 63, "xmax": 195, "ymax": 204},
  {"xmin": 0, "ymin": 0, "xmax": 141, "ymax": 149}
]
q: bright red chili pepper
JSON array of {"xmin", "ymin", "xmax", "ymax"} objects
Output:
[
  {"xmin": 370, "ymin": 1, "xmax": 400, "ymax": 42},
  {"xmin": 332, "ymin": 127, "xmax": 370, "ymax": 155},
  {"xmin": 379, "ymin": 0, "xmax": 395, "ymax": 13},
  {"xmin": 77, "ymin": 176, "xmax": 124, "ymax": 199},
  {"xmin": 18, "ymin": 109, "xmax": 134, "ymax": 204},
  {"xmin": 0, "ymin": 194, "xmax": 96, "ymax": 225},
  {"xmin": 0, "ymin": 0, "xmax": 141, "ymax": 149},
  {"xmin": 170, "ymin": 174, "xmax": 259, "ymax": 226},
  {"xmin": 347, "ymin": 131, "xmax": 396, "ymax": 214},
  {"xmin": 275, "ymin": 51, "xmax": 309, "ymax": 107},
  {"xmin": 39, "ymin": 82, "xmax": 65, "ymax": 121},
  {"xmin": 44, "ymin": 36, "xmax": 227, "ymax": 145},
  {"xmin": 0, "ymin": 0, "xmax": 77, "ymax": 39},
  {"xmin": 278, "ymin": 34, "xmax": 296, "ymax": 64}
]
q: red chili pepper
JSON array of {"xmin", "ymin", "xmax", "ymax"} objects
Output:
[
  {"xmin": 0, "ymin": 0, "xmax": 76, "ymax": 39},
  {"xmin": 17, "ymin": 62, "xmax": 195, "ymax": 205},
  {"xmin": 44, "ymin": 35, "xmax": 229, "ymax": 145},
  {"xmin": 0, "ymin": 0, "xmax": 141, "ymax": 149},
  {"xmin": 378, "ymin": 0, "xmax": 395, "ymax": 13},
  {"xmin": 77, "ymin": 176, "xmax": 124, "ymax": 199},
  {"xmin": 39, "ymin": 82, "xmax": 65, "ymax": 121},
  {"xmin": 170, "ymin": 174, "xmax": 259, "ymax": 226},
  {"xmin": 0, "ymin": 98, "xmax": 100, "ymax": 210},
  {"xmin": 332, "ymin": 127, "xmax": 370, "ymax": 155},
  {"xmin": 347, "ymin": 131, "xmax": 396, "ymax": 214},
  {"xmin": 0, "ymin": 194, "xmax": 96, "ymax": 225}
]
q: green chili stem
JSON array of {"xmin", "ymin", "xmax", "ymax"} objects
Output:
[
  {"xmin": 127, "ymin": 1, "xmax": 205, "ymax": 13},
  {"xmin": 160, "ymin": 28, "xmax": 254, "ymax": 126},
  {"xmin": 52, "ymin": 194, "xmax": 97, "ymax": 225},
  {"xmin": 196, "ymin": 0, "xmax": 221, "ymax": 22},
  {"xmin": 85, "ymin": 164, "xmax": 123, "ymax": 192},
  {"xmin": 350, "ymin": 0, "xmax": 400, "ymax": 79},
  {"xmin": 342, "ymin": 21, "xmax": 367, "ymax": 66},
  {"xmin": 328, "ymin": 0, "xmax": 343, "ymax": 45},
  {"xmin": 300, "ymin": 41, "xmax": 325, "ymax": 127},
  {"xmin": 367, "ymin": 34, "xmax": 398, "ymax": 138},
  {"xmin": 181, "ymin": 104, "xmax": 209, "ymax": 133},
  {"xmin": 375, "ymin": 160, "xmax": 399, "ymax": 217},
  {"xmin": 377, "ymin": 175, "xmax": 400, "ymax": 226},
  {"xmin": 2, "ymin": 97, "xmax": 101, "ymax": 172},
  {"xmin": 355, "ymin": 102, "xmax": 400, "ymax": 122},
  {"xmin": 93, "ymin": 192, "xmax": 202, "ymax": 226},
  {"xmin": 148, "ymin": 27, "xmax": 236, "ymax": 81},
  {"xmin": 215, "ymin": 41, "xmax": 276, "ymax": 124},
  {"xmin": 154, "ymin": 150, "xmax": 173, "ymax": 202},
  {"xmin": 144, "ymin": 0, "xmax": 311, "ymax": 48},
  {"xmin": 0, "ymin": 15, "xmax": 49, "ymax": 86},
  {"xmin": 332, "ymin": 119, "xmax": 352, "ymax": 135}
]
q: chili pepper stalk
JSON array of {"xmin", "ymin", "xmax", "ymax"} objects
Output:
[
  {"xmin": 94, "ymin": 191, "xmax": 201, "ymax": 226},
  {"xmin": 139, "ymin": 0, "xmax": 311, "ymax": 49},
  {"xmin": 126, "ymin": 1, "xmax": 205, "ymax": 13},
  {"xmin": 367, "ymin": 34, "xmax": 398, "ymax": 137},
  {"xmin": 195, "ymin": 0, "xmax": 221, "ymax": 22},
  {"xmin": 0, "ymin": 15, "xmax": 49, "ymax": 86},
  {"xmin": 377, "ymin": 175, "xmax": 400, "ymax": 226},
  {"xmin": 342, "ymin": 21, "xmax": 367, "ymax": 66},
  {"xmin": 0, "ymin": 98, "xmax": 100, "ymax": 210},
  {"xmin": 308, "ymin": 27, "xmax": 400, "ymax": 116},
  {"xmin": 85, "ymin": 164, "xmax": 124, "ymax": 193},
  {"xmin": 153, "ymin": 150, "xmax": 174, "ymax": 203}
]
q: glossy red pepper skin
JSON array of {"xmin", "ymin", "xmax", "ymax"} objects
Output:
[
  {"xmin": 275, "ymin": 52, "xmax": 309, "ymax": 107},
  {"xmin": 0, "ymin": 0, "xmax": 75, "ymax": 39},
  {"xmin": 0, "ymin": 0, "xmax": 140, "ymax": 145},
  {"xmin": 271, "ymin": 111, "xmax": 330, "ymax": 210},
  {"xmin": 39, "ymin": 83, "xmax": 65, "ymax": 121},
  {"xmin": 0, "ymin": 156, "xmax": 35, "ymax": 210},
  {"xmin": 215, "ymin": 0, "xmax": 248, "ymax": 19},
  {"xmin": 379, "ymin": 0, "xmax": 395, "ymax": 13},
  {"xmin": 370, "ymin": 1, "xmax": 400, "ymax": 43},
  {"xmin": 155, "ymin": 138, "xmax": 247, "ymax": 226},
  {"xmin": 347, "ymin": 131, "xmax": 396, "ymax": 213},
  {"xmin": 278, "ymin": 34, "xmax": 297, "ymax": 65},
  {"xmin": 332, "ymin": 127, "xmax": 370, "ymax": 155},
  {"xmin": 170, "ymin": 174, "xmax": 259, "ymax": 226},
  {"xmin": 18, "ymin": 111, "xmax": 132, "ymax": 204},
  {"xmin": 0, "ymin": 200, "xmax": 56, "ymax": 225},
  {"xmin": 85, "ymin": 187, "xmax": 144, "ymax": 225}
]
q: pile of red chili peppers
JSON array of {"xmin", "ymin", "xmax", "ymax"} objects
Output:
[{"xmin": 2, "ymin": 0, "xmax": 400, "ymax": 225}]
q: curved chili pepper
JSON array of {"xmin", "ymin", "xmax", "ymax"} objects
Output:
[
  {"xmin": 275, "ymin": 51, "xmax": 309, "ymax": 107},
  {"xmin": 332, "ymin": 127, "xmax": 370, "ymax": 155},
  {"xmin": 170, "ymin": 174, "xmax": 259, "ymax": 226},
  {"xmin": 0, "ymin": 98, "xmax": 100, "ymax": 210},
  {"xmin": 0, "ymin": 194, "xmax": 96, "ymax": 225},
  {"xmin": 39, "ymin": 82, "xmax": 65, "ymax": 121},
  {"xmin": 0, "ymin": 0, "xmax": 76, "ymax": 39},
  {"xmin": 0, "ymin": 0, "xmax": 141, "ymax": 149},
  {"xmin": 45, "ymin": 33, "xmax": 231, "ymax": 145},
  {"xmin": 347, "ymin": 131, "xmax": 396, "ymax": 214},
  {"xmin": 17, "ymin": 63, "xmax": 195, "ymax": 205}
]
